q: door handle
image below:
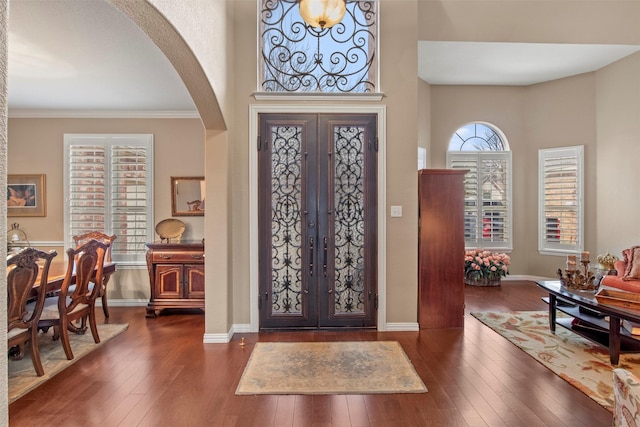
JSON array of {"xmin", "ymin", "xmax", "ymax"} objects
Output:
[
  {"xmin": 309, "ymin": 236, "xmax": 314, "ymax": 276},
  {"xmin": 323, "ymin": 236, "xmax": 328, "ymax": 277}
]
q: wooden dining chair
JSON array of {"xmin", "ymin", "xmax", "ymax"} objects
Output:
[
  {"xmin": 8, "ymin": 247, "xmax": 58, "ymax": 376},
  {"xmin": 37, "ymin": 239, "xmax": 108, "ymax": 360},
  {"xmin": 72, "ymin": 231, "xmax": 116, "ymax": 318}
]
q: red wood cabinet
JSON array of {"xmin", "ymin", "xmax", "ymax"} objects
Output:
[
  {"xmin": 418, "ymin": 169, "xmax": 467, "ymax": 328},
  {"xmin": 146, "ymin": 241, "xmax": 205, "ymax": 318}
]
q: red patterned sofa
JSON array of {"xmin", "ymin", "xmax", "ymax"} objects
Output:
[
  {"xmin": 614, "ymin": 368, "xmax": 640, "ymax": 427},
  {"xmin": 601, "ymin": 247, "xmax": 640, "ymax": 294}
]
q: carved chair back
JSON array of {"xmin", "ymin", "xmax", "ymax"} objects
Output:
[
  {"xmin": 72, "ymin": 231, "xmax": 116, "ymax": 263},
  {"xmin": 38, "ymin": 239, "xmax": 108, "ymax": 360},
  {"xmin": 60, "ymin": 239, "xmax": 109, "ymax": 312},
  {"xmin": 7, "ymin": 247, "xmax": 57, "ymax": 376}
]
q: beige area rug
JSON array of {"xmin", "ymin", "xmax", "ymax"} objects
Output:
[
  {"xmin": 8, "ymin": 323, "xmax": 129, "ymax": 404},
  {"xmin": 471, "ymin": 311, "xmax": 640, "ymax": 411},
  {"xmin": 236, "ymin": 341, "xmax": 427, "ymax": 395}
]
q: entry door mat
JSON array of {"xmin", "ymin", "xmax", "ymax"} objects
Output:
[{"xmin": 236, "ymin": 341, "xmax": 428, "ymax": 395}]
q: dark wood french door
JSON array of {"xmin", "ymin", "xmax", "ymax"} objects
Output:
[{"xmin": 258, "ymin": 113, "xmax": 378, "ymax": 329}]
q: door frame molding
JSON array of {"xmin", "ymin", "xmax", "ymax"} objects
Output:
[{"xmin": 249, "ymin": 104, "xmax": 387, "ymax": 332}]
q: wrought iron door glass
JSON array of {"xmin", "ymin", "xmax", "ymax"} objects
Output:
[
  {"xmin": 259, "ymin": 113, "xmax": 376, "ymax": 329},
  {"xmin": 270, "ymin": 125, "xmax": 303, "ymax": 315},
  {"xmin": 333, "ymin": 125, "xmax": 366, "ymax": 315}
]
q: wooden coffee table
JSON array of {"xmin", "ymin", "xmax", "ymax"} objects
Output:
[{"xmin": 537, "ymin": 280, "xmax": 640, "ymax": 365}]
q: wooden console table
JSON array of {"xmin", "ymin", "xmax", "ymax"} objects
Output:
[
  {"xmin": 145, "ymin": 240, "xmax": 204, "ymax": 318},
  {"xmin": 537, "ymin": 280, "xmax": 640, "ymax": 364}
]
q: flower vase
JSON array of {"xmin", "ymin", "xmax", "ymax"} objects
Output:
[{"xmin": 465, "ymin": 275, "xmax": 502, "ymax": 287}]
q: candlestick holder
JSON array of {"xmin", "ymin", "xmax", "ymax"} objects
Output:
[{"xmin": 557, "ymin": 260, "xmax": 599, "ymax": 291}]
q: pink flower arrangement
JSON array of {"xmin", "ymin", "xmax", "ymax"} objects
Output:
[{"xmin": 464, "ymin": 249, "xmax": 510, "ymax": 280}]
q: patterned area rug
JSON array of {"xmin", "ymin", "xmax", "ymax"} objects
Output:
[
  {"xmin": 471, "ymin": 311, "xmax": 640, "ymax": 411},
  {"xmin": 8, "ymin": 323, "xmax": 129, "ymax": 404},
  {"xmin": 236, "ymin": 341, "xmax": 427, "ymax": 395}
]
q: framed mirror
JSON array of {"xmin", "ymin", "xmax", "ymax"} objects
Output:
[{"xmin": 171, "ymin": 176, "xmax": 205, "ymax": 216}]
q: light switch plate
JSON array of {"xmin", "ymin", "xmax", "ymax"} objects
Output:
[{"xmin": 390, "ymin": 205, "xmax": 403, "ymax": 217}]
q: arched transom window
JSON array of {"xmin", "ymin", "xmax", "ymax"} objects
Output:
[
  {"xmin": 446, "ymin": 122, "xmax": 512, "ymax": 251},
  {"xmin": 259, "ymin": 0, "xmax": 378, "ymax": 94}
]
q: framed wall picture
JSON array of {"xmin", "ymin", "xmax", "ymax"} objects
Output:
[{"xmin": 7, "ymin": 174, "xmax": 46, "ymax": 217}]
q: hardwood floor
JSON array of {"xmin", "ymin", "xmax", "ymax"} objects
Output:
[{"xmin": 9, "ymin": 281, "xmax": 613, "ymax": 426}]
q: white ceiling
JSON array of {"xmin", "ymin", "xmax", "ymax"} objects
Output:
[
  {"xmin": 7, "ymin": 0, "xmax": 197, "ymax": 117},
  {"xmin": 7, "ymin": 0, "xmax": 640, "ymax": 116},
  {"xmin": 419, "ymin": 41, "xmax": 640, "ymax": 86}
]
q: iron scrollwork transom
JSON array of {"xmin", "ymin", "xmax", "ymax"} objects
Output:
[{"xmin": 260, "ymin": 0, "xmax": 377, "ymax": 93}]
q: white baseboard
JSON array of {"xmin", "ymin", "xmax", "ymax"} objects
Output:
[
  {"xmin": 503, "ymin": 274, "xmax": 554, "ymax": 282},
  {"xmin": 203, "ymin": 332, "xmax": 233, "ymax": 343},
  {"xmin": 232, "ymin": 324, "xmax": 252, "ymax": 333},
  {"xmin": 203, "ymin": 324, "xmax": 251, "ymax": 343},
  {"xmin": 385, "ymin": 322, "xmax": 420, "ymax": 332}
]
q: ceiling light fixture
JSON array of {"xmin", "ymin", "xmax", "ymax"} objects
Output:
[{"xmin": 299, "ymin": 0, "xmax": 347, "ymax": 29}]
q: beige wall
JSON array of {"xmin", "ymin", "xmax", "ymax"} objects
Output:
[
  {"xmin": 418, "ymin": 79, "xmax": 431, "ymax": 166},
  {"xmin": 7, "ymin": 117, "xmax": 205, "ymax": 300},
  {"xmin": 230, "ymin": 0, "xmax": 254, "ymax": 326},
  {"xmin": 431, "ymin": 73, "xmax": 598, "ymax": 277},
  {"xmin": 378, "ymin": 0, "xmax": 419, "ymax": 323},
  {"xmin": 524, "ymin": 73, "xmax": 598, "ymax": 275},
  {"xmin": 419, "ymin": 0, "xmax": 640, "ymax": 45},
  {"xmin": 596, "ymin": 52, "xmax": 640, "ymax": 258}
]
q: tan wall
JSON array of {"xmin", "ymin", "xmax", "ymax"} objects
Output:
[
  {"xmin": 379, "ymin": 0, "xmax": 419, "ymax": 323},
  {"xmin": 430, "ymin": 73, "xmax": 598, "ymax": 277},
  {"xmin": 419, "ymin": 0, "xmax": 640, "ymax": 45},
  {"xmin": 7, "ymin": 117, "xmax": 205, "ymax": 300},
  {"xmin": 231, "ymin": 0, "xmax": 254, "ymax": 326},
  {"xmin": 596, "ymin": 52, "xmax": 640, "ymax": 259},
  {"xmin": 524, "ymin": 73, "xmax": 598, "ymax": 276},
  {"xmin": 418, "ymin": 79, "xmax": 431, "ymax": 166}
]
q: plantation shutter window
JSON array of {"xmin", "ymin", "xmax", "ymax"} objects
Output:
[
  {"xmin": 538, "ymin": 146, "xmax": 584, "ymax": 254},
  {"xmin": 447, "ymin": 151, "xmax": 512, "ymax": 250},
  {"xmin": 68, "ymin": 145, "xmax": 107, "ymax": 236},
  {"xmin": 64, "ymin": 134, "xmax": 153, "ymax": 264}
]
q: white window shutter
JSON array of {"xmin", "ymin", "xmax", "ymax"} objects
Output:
[
  {"xmin": 64, "ymin": 134, "xmax": 153, "ymax": 264},
  {"xmin": 67, "ymin": 144, "xmax": 107, "ymax": 243},
  {"xmin": 447, "ymin": 151, "xmax": 512, "ymax": 251},
  {"xmin": 538, "ymin": 146, "xmax": 583, "ymax": 255}
]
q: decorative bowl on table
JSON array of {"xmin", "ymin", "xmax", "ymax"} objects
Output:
[{"xmin": 155, "ymin": 218, "xmax": 185, "ymax": 242}]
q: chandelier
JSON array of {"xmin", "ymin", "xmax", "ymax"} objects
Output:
[{"xmin": 299, "ymin": 0, "xmax": 347, "ymax": 29}]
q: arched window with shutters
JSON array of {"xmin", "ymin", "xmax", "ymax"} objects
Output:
[{"xmin": 446, "ymin": 122, "xmax": 512, "ymax": 251}]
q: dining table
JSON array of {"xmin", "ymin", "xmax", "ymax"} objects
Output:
[{"xmin": 32, "ymin": 258, "xmax": 117, "ymax": 296}]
